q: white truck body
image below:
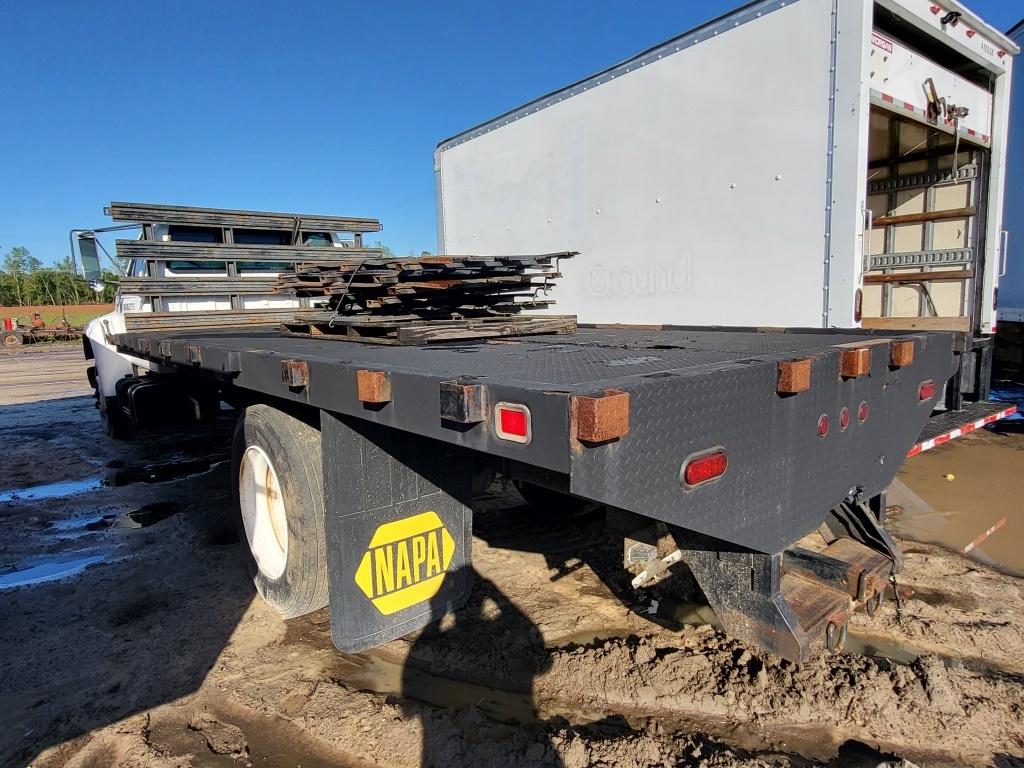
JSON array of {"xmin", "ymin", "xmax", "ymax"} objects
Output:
[
  {"xmin": 998, "ymin": 19, "xmax": 1024, "ymax": 324},
  {"xmin": 435, "ymin": 0, "xmax": 1017, "ymax": 336}
]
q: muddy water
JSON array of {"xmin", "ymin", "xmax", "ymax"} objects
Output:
[
  {"xmin": 0, "ymin": 553, "xmax": 106, "ymax": 589},
  {"xmin": 891, "ymin": 430, "xmax": 1024, "ymax": 576},
  {"xmin": 110, "ymin": 457, "xmax": 227, "ymax": 486},
  {"xmin": 146, "ymin": 705, "xmax": 367, "ymax": 768},
  {"xmin": 0, "ymin": 476, "xmax": 105, "ymax": 503}
]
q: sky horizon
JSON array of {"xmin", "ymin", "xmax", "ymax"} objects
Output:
[{"xmin": 3, "ymin": 0, "xmax": 1021, "ymax": 268}]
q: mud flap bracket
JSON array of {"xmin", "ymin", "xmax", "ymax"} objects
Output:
[
  {"xmin": 819, "ymin": 497, "xmax": 903, "ymax": 574},
  {"xmin": 667, "ymin": 529, "xmax": 815, "ymax": 661},
  {"xmin": 321, "ymin": 411, "xmax": 475, "ymax": 652}
]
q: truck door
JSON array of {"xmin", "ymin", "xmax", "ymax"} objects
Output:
[{"xmin": 860, "ymin": 28, "xmax": 995, "ymax": 336}]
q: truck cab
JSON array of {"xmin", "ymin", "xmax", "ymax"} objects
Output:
[{"xmin": 83, "ymin": 203, "xmax": 375, "ymax": 436}]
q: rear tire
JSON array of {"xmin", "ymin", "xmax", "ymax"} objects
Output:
[
  {"xmin": 99, "ymin": 395, "xmax": 132, "ymax": 439},
  {"xmin": 232, "ymin": 405, "xmax": 328, "ymax": 619},
  {"xmin": 2, "ymin": 331, "xmax": 23, "ymax": 348}
]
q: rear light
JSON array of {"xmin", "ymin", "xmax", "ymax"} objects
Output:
[
  {"xmin": 858, "ymin": 401, "xmax": 869, "ymax": 423},
  {"xmin": 839, "ymin": 407, "xmax": 850, "ymax": 430},
  {"xmin": 854, "ymin": 289, "xmax": 863, "ymax": 324},
  {"xmin": 817, "ymin": 414, "xmax": 830, "ymax": 438},
  {"xmin": 918, "ymin": 380, "xmax": 936, "ymax": 402},
  {"xmin": 681, "ymin": 449, "xmax": 728, "ymax": 488},
  {"xmin": 494, "ymin": 403, "xmax": 531, "ymax": 443}
]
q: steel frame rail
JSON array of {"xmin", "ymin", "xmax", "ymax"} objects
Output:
[{"xmin": 107, "ymin": 202, "xmax": 382, "ymax": 233}]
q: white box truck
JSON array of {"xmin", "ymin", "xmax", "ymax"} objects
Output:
[
  {"xmin": 434, "ymin": 0, "xmax": 1018, "ymax": 409},
  {"xmin": 998, "ymin": 19, "xmax": 1024, "ymax": 326}
]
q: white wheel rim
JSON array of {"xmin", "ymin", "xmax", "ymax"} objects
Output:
[{"xmin": 239, "ymin": 445, "xmax": 288, "ymax": 580}]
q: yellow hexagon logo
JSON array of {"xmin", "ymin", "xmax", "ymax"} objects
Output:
[{"xmin": 353, "ymin": 511, "xmax": 456, "ymax": 615}]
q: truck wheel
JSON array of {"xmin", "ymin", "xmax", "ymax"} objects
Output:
[
  {"xmin": 232, "ymin": 405, "xmax": 328, "ymax": 619},
  {"xmin": 99, "ymin": 396, "xmax": 132, "ymax": 439},
  {"xmin": 2, "ymin": 331, "xmax": 23, "ymax": 348}
]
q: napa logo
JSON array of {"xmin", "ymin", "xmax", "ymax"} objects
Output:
[{"xmin": 354, "ymin": 511, "xmax": 455, "ymax": 615}]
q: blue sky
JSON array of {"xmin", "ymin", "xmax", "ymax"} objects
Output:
[{"xmin": 2, "ymin": 0, "xmax": 1021, "ymax": 265}]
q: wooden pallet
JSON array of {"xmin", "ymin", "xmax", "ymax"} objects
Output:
[{"xmin": 280, "ymin": 313, "xmax": 577, "ymax": 345}]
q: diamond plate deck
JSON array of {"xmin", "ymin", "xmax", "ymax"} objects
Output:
[{"xmin": 117, "ymin": 325, "xmax": 957, "ymax": 552}]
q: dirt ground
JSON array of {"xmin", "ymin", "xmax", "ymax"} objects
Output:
[{"xmin": 1, "ymin": 347, "xmax": 1022, "ymax": 768}]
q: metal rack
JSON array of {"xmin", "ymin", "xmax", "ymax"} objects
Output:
[{"xmin": 111, "ymin": 202, "xmax": 384, "ymax": 330}]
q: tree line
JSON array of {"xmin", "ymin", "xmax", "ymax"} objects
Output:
[{"xmin": 1, "ymin": 246, "xmax": 118, "ymax": 306}]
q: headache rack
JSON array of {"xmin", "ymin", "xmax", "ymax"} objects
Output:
[
  {"xmin": 111, "ymin": 202, "xmax": 385, "ymax": 330},
  {"xmin": 111, "ymin": 203, "xmax": 574, "ymax": 339},
  {"xmin": 106, "ymin": 201, "xmax": 383, "ymax": 236}
]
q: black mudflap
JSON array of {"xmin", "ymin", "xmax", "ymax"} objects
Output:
[{"xmin": 321, "ymin": 412, "xmax": 475, "ymax": 652}]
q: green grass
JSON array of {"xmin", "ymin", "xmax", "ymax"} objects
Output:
[
  {"xmin": 48, "ymin": 308, "xmax": 110, "ymax": 327},
  {"xmin": 0, "ymin": 305, "xmax": 112, "ymax": 329}
]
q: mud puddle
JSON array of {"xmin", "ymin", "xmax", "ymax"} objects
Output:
[
  {"xmin": 147, "ymin": 705, "xmax": 364, "ymax": 768},
  {"xmin": 0, "ymin": 552, "xmax": 106, "ymax": 589},
  {"xmin": 49, "ymin": 511, "xmax": 119, "ymax": 538},
  {"xmin": 0, "ymin": 454, "xmax": 224, "ymax": 504},
  {"xmin": 890, "ymin": 440, "xmax": 1024, "ymax": 577},
  {"xmin": 122, "ymin": 501, "xmax": 184, "ymax": 528},
  {"xmin": 0, "ymin": 475, "xmax": 105, "ymax": 503},
  {"xmin": 110, "ymin": 457, "xmax": 227, "ymax": 486},
  {"xmin": 333, "ymin": 649, "xmax": 613, "ymax": 729},
  {"xmin": 47, "ymin": 501, "xmax": 184, "ymax": 537}
]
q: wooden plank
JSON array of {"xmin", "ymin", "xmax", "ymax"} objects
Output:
[
  {"xmin": 872, "ymin": 207, "xmax": 975, "ymax": 227},
  {"xmin": 777, "ymin": 359, "xmax": 811, "ymax": 394},
  {"xmin": 281, "ymin": 314, "xmax": 577, "ymax": 345},
  {"xmin": 862, "ymin": 269, "xmax": 974, "ymax": 285},
  {"xmin": 397, "ymin": 315, "xmax": 575, "ymax": 343},
  {"xmin": 890, "ymin": 340, "xmax": 915, "ymax": 367},
  {"xmin": 107, "ymin": 202, "xmax": 382, "ymax": 233},
  {"xmin": 840, "ymin": 348, "xmax": 871, "ymax": 378},
  {"xmin": 860, "ymin": 316, "xmax": 971, "ymax": 333},
  {"xmin": 124, "ymin": 308, "xmax": 298, "ymax": 331},
  {"xmin": 116, "ymin": 240, "xmax": 384, "ymax": 262}
]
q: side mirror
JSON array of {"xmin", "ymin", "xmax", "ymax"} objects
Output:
[{"xmin": 77, "ymin": 232, "xmax": 103, "ymax": 282}]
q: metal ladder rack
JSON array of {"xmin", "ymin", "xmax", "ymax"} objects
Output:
[{"xmin": 110, "ymin": 202, "xmax": 385, "ymax": 331}]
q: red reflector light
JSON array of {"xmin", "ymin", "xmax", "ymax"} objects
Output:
[
  {"xmin": 495, "ymin": 403, "xmax": 531, "ymax": 443},
  {"xmin": 840, "ymin": 407, "xmax": 850, "ymax": 430},
  {"xmin": 858, "ymin": 401, "xmax": 869, "ymax": 423},
  {"xmin": 682, "ymin": 450, "xmax": 728, "ymax": 488},
  {"xmin": 918, "ymin": 380, "xmax": 936, "ymax": 402},
  {"xmin": 817, "ymin": 414, "xmax": 830, "ymax": 438}
]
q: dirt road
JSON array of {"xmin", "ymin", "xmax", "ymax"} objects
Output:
[{"xmin": 1, "ymin": 348, "xmax": 1022, "ymax": 767}]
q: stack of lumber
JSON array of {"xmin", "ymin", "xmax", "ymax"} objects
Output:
[{"xmin": 275, "ymin": 252, "xmax": 576, "ymax": 318}]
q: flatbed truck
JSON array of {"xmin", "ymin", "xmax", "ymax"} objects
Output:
[{"xmin": 81, "ymin": 202, "xmax": 975, "ymax": 661}]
